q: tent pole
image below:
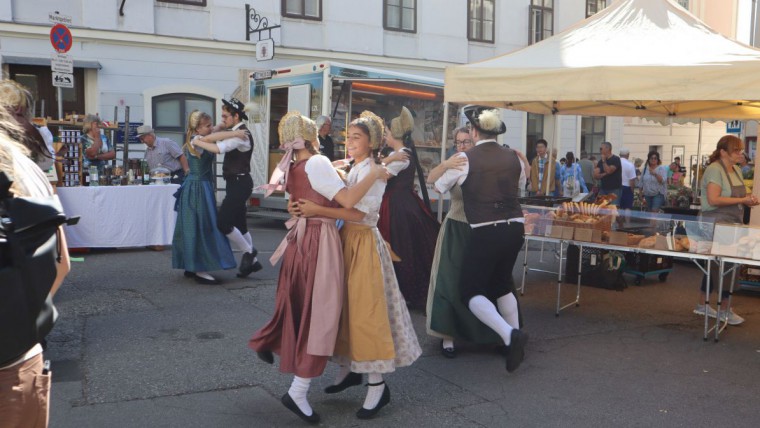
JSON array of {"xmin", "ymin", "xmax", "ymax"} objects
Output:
[
  {"xmin": 694, "ymin": 118, "xmax": 703, "ymax": 204},
  {"xmin": 438, "ymin": 102, "xmax": 450, "ymax": 223}
]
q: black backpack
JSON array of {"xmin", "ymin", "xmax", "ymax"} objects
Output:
[{"xmin": 0, "ymin": 171, "xmax": 75, "ymax": 365}]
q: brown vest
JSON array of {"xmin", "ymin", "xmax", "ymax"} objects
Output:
[{"xmin": 461, "ymin": 141, "xmax": 523, "ymax": 224}]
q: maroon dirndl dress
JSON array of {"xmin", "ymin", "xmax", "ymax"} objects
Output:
[{"xmin": 248, "ymin": 158, "xmax": 342, "ymax": 378}]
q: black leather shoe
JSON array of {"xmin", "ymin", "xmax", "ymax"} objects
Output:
[
  {"xmin": 441, "ymin": 340, "xmax": 456, "ymax": 359},
  {"xmin": 237, "ymin": 250, "xmax": 259, "ymax": 278},
  {"xmin": 183, "ymin": 271, "xmax": 196, "ymax": 278},
  {"xmin": 356, "ymin": 382, "xmax": 390, "ymax": 420},
  {"xmin": 256, "ymin": 350, "xmax": 273, "ymax": 364},
  {"xmin": 324, "ymin": 371, "xmax": 362, "ymax": 394},
  {"xmin": 281, "ymin": 392, "xmax": 320, "ymax": 424},
  {"xmin": 194, "ymin": 275, "xmax": 220, "ymax": 285},
  {"xmin": 506, "ymin": 329, "xmax": 529, "ymax": 373}
]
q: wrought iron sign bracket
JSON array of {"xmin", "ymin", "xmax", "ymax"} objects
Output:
[{"xmin": 246, "ymin": 4, "xmax": 281, "ymax": 42}]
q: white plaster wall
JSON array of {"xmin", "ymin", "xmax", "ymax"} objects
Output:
[
  {"xmin": 11, "ymin": 0, "xmax": 82, "ymax": 25},
  {"xmin": 621, "ymin": 118, "xmax": 727, "ymax": 169},
  {"xmin": 0, "ymin": 0, "xmax": 12, "ymax": 21}
]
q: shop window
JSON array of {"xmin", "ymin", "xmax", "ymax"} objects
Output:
[
  {"xmin": 151, "ymin": 93, "xmax": 215, "ymax": 146},
  {"xmin": 468, "ymin": 0, "xmax": 495, "ymax": 43},
  {"xmin": 157, "ymin": 0, "xmax": 207, "ymax": 6},
  {"xmin": 384, "ymin": 0, "xmax": 416, "ymax": 33},
  {"xmin": 282, "ymin": 0, "xmax": 322, "ymax": 21},
  {"xmin": 8, "ymin": 64, "xmax": 84, "ymax": 118},
  {"xmin": 586, "ymin": 0, "xmax": 607, "ymax": 18},
  {"xmin": 580, "ymin": 116, "xmax": 606, "ymax": 157},
  {"xmin": 526, "ymin": 113, "xmax": 544, "ymax": 163},
  {"xmin": 529, "ymin": 0, "xmax": 553, "ymax": 44}
]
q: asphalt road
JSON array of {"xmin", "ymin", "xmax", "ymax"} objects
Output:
[{"xmin": 47, "ymin": 219, "xmax": 760, "ymax": 427}]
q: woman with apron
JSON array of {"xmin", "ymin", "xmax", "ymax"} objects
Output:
[{"xmin": 695, "ymin": 135, "xmax": 759, "ymax": 325}]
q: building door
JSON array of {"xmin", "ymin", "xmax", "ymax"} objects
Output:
[{"xmin": 8, "ymin": 64, "xmax": 85, "ymax": 118}]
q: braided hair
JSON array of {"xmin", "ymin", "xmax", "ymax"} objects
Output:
[{"xmin": 185, "ymin": 110, "xmax": 211, "ymax": 157}]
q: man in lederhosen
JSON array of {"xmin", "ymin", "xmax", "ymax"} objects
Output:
[
  {"xmin": 192, "ymin": 98, "xmax": 262, "ymax": 277},
  {"xmin": 434, "ymin": 105, "xmax": 528, "ymax": 373}
]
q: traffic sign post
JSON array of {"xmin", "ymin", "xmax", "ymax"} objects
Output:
[{"xmin": 49, "ymin": 14, "xmax": 74, "ymax": 119}]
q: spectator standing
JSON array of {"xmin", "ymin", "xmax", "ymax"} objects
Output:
[
  {"xmin": 619, "ymin": 149, "xmax": 637, "ymax": 209},
  {"xmin": 137, "ymin": 125, "xmax": 189, "ymax": 184},
  {"xmin": 315, "ymin": 115, "xmax": 335, "ymax": 161},
  {"xmin": 593, "ymin": 142, "xmax": 623, "ymax": 205}
]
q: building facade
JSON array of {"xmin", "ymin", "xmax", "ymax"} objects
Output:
[{"xmin": 0, "ymin": 0, "xmax": 754, "ymax": 178}]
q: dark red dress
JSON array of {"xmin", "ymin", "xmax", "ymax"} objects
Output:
[
  {"xmin": 248, "ymin": 159, "xmax": 340, "ymax": 378},
  {"xmin": 378, "ymin": 149, "xmax": 440, "ymax": 309}
]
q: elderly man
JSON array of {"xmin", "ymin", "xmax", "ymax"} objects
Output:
[
  {"xmin": 434, "ymin": 105, "xmax": 529, "ymax": 373},
  {"xmin": 315, "ymin": 115, "xmax": 335, "ymax": 161},
  {"xmin": 136, "ymin": 125, "xmax": 189, "ymax": 184}
]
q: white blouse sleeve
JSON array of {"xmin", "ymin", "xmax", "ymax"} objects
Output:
[
  {"xmin": 434, "ymin": 153, "xmax": 468, "ymax": 193},
  {"xmin": 305, "ymin": 155, "xmax": 346, "ymax": 201},
  {"xmin": 384, "ymin": 149, "xmax": 411, "ymax": 176}
]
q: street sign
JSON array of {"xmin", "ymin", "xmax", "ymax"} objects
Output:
[
  {"xmin": 51, "ymin": 53, "xmax": 73, "ymax": 74},
  {"xmin": 50, "ymin": 23, "xmax": 73, "ymax": 53},
  {"xmin": 48, "ymin": 12, "xmax": 72, "ymax": 25},
  {"xmin": 726, "ymin": 120, "xmax": 742, "ymax": 134},
  {"xmin": 253, "ymin": 70, "xmax": 274, "ymax": 80},
  {"xmin": 52, "ymin": 72, "xmax": 74, "ymax": 88}
]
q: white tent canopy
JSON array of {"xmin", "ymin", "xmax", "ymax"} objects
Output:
[{"xmin": 445, "ymin": 0, "xmax": 760, "ymax": 120}]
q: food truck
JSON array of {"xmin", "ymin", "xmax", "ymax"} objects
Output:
[{"xmin": 246, "ymin": 61, "xmax": 449, "ymax": 219}]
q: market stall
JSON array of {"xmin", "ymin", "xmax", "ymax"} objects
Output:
[
  {"xmin": 442, "ymin": 0, "xmax": 760, "ymax": 339},
  {"xmin": 58, "ymin": 184, "xmax": 178, "ymax": 248}
]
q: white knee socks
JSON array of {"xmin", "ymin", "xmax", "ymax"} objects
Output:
[
  {"xmin": 468, "ymin": 295, "xmax": 514, "ymax": 345},
  {"xmin": 496, "ymin": 293, "xmax": 520, "ymax": 329},
  {"xmin": 287, "ymin": 376, "xmax": 313, "ymax": 416},
  {"xmin": 243, "ymin": 231, "xmax": 253, "ymax": 249},
  {"xmin": 226, "ymin": 227, "xmax": 252, "ymax": 253},
  {"xmin": 363, "ymin": 373, "xmax": 384, "ymax": 410}
]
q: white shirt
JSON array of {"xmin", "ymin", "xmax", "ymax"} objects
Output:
[
  {"xmin": 434, "ymin": 139, "xmax": 526, "ymax": 228},
  {"xmin": 620, "ymin": 156, "xmax": 637, "ymax": 188},
  {"xmin": 346, "ymin": 158, "xmax": 386, "ymax": 226},
  {"xmin": 304, "ymin": 155, "xmax": 346, "ymax": 200},
  {"xmin": 216, "ymin": 122, "xmax": 252, "ymax": 154}
]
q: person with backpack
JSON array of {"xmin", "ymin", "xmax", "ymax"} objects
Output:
[
  {"xmin": 559, "ymin": 152, "xmax": 588, "ymax": 197},
  {"xmin": 1, "ymin": 112, "xmax": 71, "ymax": 428}
]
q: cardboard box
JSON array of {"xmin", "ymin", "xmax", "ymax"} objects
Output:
[
  {"xmin": 548, "ymin": 225, "xmax": 564, "ymax": 239},
  {"xmin": 608, "ymin": 231, "xmax": 628, "ymax": 246},
  {"xmin": 562, "ymin": 226, "xmax": 575, "ymax": 240},
  {"xmin": 574, "ymin": 228, "xmax": 593, "ymax": 242}
]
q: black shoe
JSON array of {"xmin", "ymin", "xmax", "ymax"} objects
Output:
[
  {"xmin": 441, "ymin": 340, "xmax": 456, "ymax": 359},
  {"xmin": 256, "ymin": 350, "xmax": 273, "ymax": 364},
  {"xmin": 324, "ymin": 371, "xmax": 362, "ymax": 394},
  {"xmin": 506, "ymin": 329, "xmax": 529, "ymax": 373},
  {"xmin": 356, "ymin": 381, "xmax": 391, "ymax": 420},
  {"xmin": 237, "ymin": 250, "xmax": 259, "ymax": 278},
  {"xmin": 183, "ymin": 271, "xmax": 196, "ymax": 278},
  {"xmin": 281, "ymin": 392, "xmax": 320, "ymax": 424},
  {"xmin": 194, "ymin": 275, "xmax": 220, "ymax": 285}
]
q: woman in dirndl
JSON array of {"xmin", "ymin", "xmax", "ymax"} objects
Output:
[
  {"xmin": 248, "ymin": 111, "xmax": 386, "ymax": 424},
  {"xmin": 294, "ymin": 111, "xmax": 421, "ymax": 420}
]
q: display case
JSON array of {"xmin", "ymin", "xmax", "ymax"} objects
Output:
[{"xmin": 522, "ymin": 201, "xmax": 716, "ymax": 255}]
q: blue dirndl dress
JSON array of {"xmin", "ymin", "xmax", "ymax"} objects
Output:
[{"xmin": 172, "ymin": 147, "xmax": 236, "ymax": 272}]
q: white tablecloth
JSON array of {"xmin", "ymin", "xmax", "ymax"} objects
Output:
[{"xmin": 58, "ymin": 184, "xmax": 179, "ymax": 248}]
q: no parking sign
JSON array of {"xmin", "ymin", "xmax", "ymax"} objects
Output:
[{"xmin": 50, "ymin": 23, "xmax": 73, "ymax": 53}]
